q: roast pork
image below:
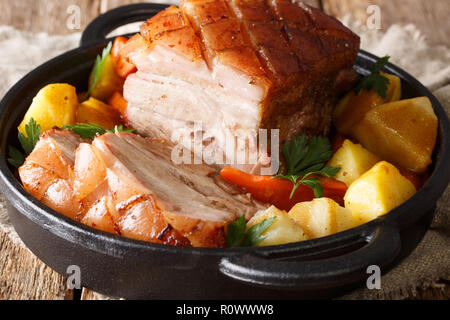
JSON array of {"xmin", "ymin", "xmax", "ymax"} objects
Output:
[
  {"xmin": 122, "ymin": 0, "xmax": 360, "ymax": 172},
  {"xmin": 19, "ymin": 129, "xmax": 266, "ymax": 247}
]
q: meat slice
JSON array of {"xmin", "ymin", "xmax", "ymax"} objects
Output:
[
  {"xmin": 73, "ymin": 143, "xmax": 106, "ymax": 201},
  {"xmin": 122, "ymin": 1, "xmax": 359, "ymax": 173},
  {"xmin": 19, "ymin": 130, "xmax": 265, "ymax": 247},
  {"xmin": 19, "ymin": 129, "xmax": 83, "ymax": 220},
  {"xmin": 93, "ymin": 132, "xmax": 265, "ymax": 246}
]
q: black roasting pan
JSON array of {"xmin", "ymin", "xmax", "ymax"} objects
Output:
[{"xmin": 0, "ymin": 4, "xmax": 449, "ymax": 299}]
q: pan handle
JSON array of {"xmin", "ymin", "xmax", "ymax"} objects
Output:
[
  {"xmin": 219, "ymin": 223, "xmax": 401, "ymax": 291},
  {"xmin": 80, "ymin": 3, "xmax": 169, "ymax": 47}
]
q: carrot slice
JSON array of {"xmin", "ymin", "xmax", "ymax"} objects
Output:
[
  {"xmin": 111, "ymin": 36, "xmax": 137, "ymax": 78},
  {"xmin": 108, "ymin": 91, "xmax": 128, "ymax": 120},
  {"xmin": 220, "ymin": 167, "xmax": 347, "ymax": 211}
]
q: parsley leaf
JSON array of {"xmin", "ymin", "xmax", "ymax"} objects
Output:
[
  {"xmin": 62, "ymin": 123, "xmax": 136, "ymax": 139},
  {"xmin": 226, "ymin": 215, "xmax": 246, "ymax": 247},
  {"xmin": 18, "ymin": 118, "xmax": 41, "ymax": 154},
  {"xmin": 7, "ymin": 118, "xmax": 41, "ymax": 169},
  {"xmin": 282, "ymin": 134, "xmax": 308, "ymax": 174},
  {"xmin": 112, "ymin": 125, "xmax": 136, "ymax": 134},
  {"xmin": 354, "ymin": 56, "xmax": 391, "ymax": 99},
  {"xmin": 7, "ymin": 145, "xmax": 25, "ymax": 168},
  {"xmin": 276, "ymin": 134, "xmax": 339, "ymax": 199},
  {"xmin": 63, "ymin": 123, "xmax": 107, "ymax": 138},
  {"xmin": 292, "ymin": 136, "xmax": 335, "ymax": 175},
  {"xmin": 226, "ymin": 215, "xmax": 276, "ymax": 247},
  {"xmin": 6, "ymin": 120, "xmax": 135, "ymax": 169},
  {"xmin": 318, "ymin": 166, "xmax": 341, "ymax": 177},
  {"xmin": 83, "ymin": 41, "xmax": 113, "ymax": 100},
  {"xmin": 301, "ymin": 177, "xmax": 323, "ymax": 198},
  {"xmin": 241, "ymin": 216, "xmax": 276, "ymax": 247}
]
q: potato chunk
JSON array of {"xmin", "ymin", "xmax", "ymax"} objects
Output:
[
  {"xmin": 333, "ymin": 73, "xmax": 401, "ymax": 135},
  {"xmin": 327, "ymin": 139, "xmax": 381, "ymax": 186},
  {"xmin": 344, "ymin": 161, "xmax": 416, "ymax": 224},
  {"xmin": 18, "ymin": 83, "xmax": 78, "ymax": 135},
  {"xmin": 89, "ymin": 55, "xmax": 124, "ymax": 102},
  {"xmin": 288, "ymin": 198, "xmax": 355, "ymax": 239},
  {"xmin": 77, "ymin": 97, "xmax": 122, "ymax": 129},
  {"xmin": 352, "ymin": 97, "xmax": 438, "ymax": 173},
  {"xmin": 247, "ymin": 206, "xmax": 309, "ymax": 246}
]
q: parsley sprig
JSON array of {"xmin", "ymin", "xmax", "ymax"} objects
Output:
[
  {"xmin": 7, "ymin": 119, "xmax": 135, "ymax": 168},
  {"xmin": 62, "ymin": 123, "xmax": 135, "ymax": 139},
  {"xmin": 18, "ymin": 118, "xmax": 41, "ymax": 154},
  {"xmin": 7, "ymin": 146, "xmax": 25, "ymax": 169},
  {"xmin": 354, "ymin": 56, "xmax": 391, "ymax": 99},
  {"xmin": 8, "ymin": 118, "xmax": 41, "ymax": 168},
  {"xmin": 226, "ymin": 215, "xmax": 276, "ymax": 247},
  {"xmin": 83, "ymin": 41, "xmax": 113, "ymax": 100},
  {"xmin": 276, "ymin": 134, "xmax": 339, "ymax": 199}
]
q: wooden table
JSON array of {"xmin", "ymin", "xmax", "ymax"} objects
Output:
[{"xmin": 0, "ymin": 0, "xmax": 449, "ymax": 300}]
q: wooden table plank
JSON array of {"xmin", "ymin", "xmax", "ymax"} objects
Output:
[
  {"xmin": 0, "ymin": 0, "xmax": 101, "ymax": 35},
  {"xmin": 0, "ymin": 229, "xmax": 72, "ymax": 300},
  {"xmin": 81, "ymin": 288, "xmax": 116, "ymax": 300},
  {"xmin": 102, "ymin": 0, "xmax": 173, "ymax": 11},
  {"xmin": 322, "ymin": 0, "xmax": 450, "ymax": 47},
  {"xmin": 0, "ymin": 0, "xmax": 321, "ymax": 36},
  {"xmin": 103, "ymin": 0, "xmax": 321, "ymax": 10}
]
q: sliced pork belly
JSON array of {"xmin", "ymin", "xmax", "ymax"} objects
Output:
[
  {"xmin": 19, "ymin": 129, "xmax": 83, "ymax": 220},
  {"xmin": 19, "ymin": 130, "xmax": 265, "ymax": 247},
  {"xmin": 93, "ymin": 132, "xmax": 265, "ymax": 247},
  {"xmin": 122, "ymin": 1, "xmax": 359, "ymax": 172}
]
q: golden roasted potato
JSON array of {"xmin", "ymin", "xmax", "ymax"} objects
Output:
[
  {"xmin": 247, "ymin": 206, "xmax": 309, "ymax": 246},
  {"xmin": 352, "ymin": 97, "xmax": 438, "ymax": 173},
  {"xmin": 18, "ymin": 83, "xmax": 78, "ymax": 135},
  {"xmin": 327, "ymin": 139, "xmax": 381, "ymax": 186},
  {"xmin": 88, "ymin": 55, "xmax": 124, "ymax": 102},
  {"xmin": 333, "ymin": 73, "xmax": 401, "ymax": 135},
  {"xmin": 77, "ymin": 97, "xmax": 122, "ymax": 129},
  {"xmin": 288, "ymin": 198, "xmax": 355, "ymax": 239},
  {"xmin": 344, "ymin": 161, "xmax": 416, "ymax": 224}
]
